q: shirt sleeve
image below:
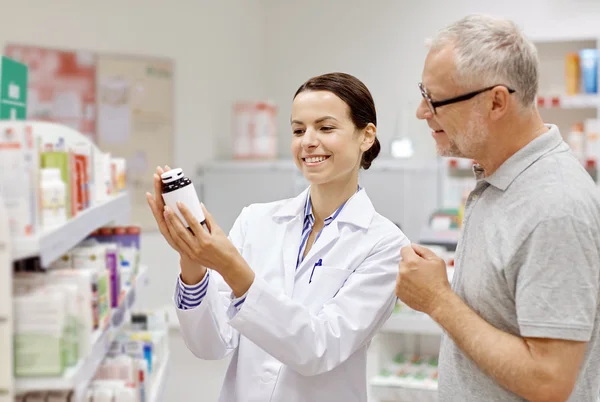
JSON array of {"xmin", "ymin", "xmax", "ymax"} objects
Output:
[
  {"xmin": 231, "ymin": 290, "xmax": 248, "ymax": 311},
  {"xmin": 175, "ymin": 270, "xmax": 211, "ymax": 310},
  {"xmin": 514, "ymin": 216, "xmax": 600, "ymax": 341}
]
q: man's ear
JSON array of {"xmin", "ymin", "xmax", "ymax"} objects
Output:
[{"xmin": 489, "ymin": 86, "xmax": 511, "ymax": 121}]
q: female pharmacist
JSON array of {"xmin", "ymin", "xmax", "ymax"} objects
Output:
[{"xmin": 147, "ymin": 72, "xmax": 410, "ymax": 402}]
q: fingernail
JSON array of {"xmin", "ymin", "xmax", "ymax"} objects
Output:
[{"xmin": 176, "ymin": 201, "xmax": 182, "ymax": 207}]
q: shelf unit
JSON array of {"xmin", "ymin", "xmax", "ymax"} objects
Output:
[
  {"xmin": 12, "ymin": 193, "xmax": 130, "ymax": 266},
  {"xmin": 14, "ymin": 265, "xmax": 147, "ymax": 399},
  {"xmin": 0, "ymin": 176, "xmax": 162, "ymax": 401},
  {"xmin": 535, "ymin": 36, "xmax": 600, "ymax": 164}
]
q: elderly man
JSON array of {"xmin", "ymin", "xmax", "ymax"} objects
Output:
[{"xmin": 396, "ymin": 14, "xmax": 600, "ymax": 402}]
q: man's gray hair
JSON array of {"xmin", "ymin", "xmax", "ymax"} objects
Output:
[{"xmin": 429, "ymin": 14, "xmax": 539, "ymax": 108}]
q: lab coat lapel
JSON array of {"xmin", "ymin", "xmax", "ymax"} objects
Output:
[
  {"xmin": 281, "ymin": 217, "xmax": 303, "ymax": 295},
  {"xmin": 273, "ymin": 187, "xmax": 310, "ymax": 295}
]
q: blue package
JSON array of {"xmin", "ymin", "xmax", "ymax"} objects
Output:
[
  {"xmin": 580, "ymin": 48, "xmax": 598, "ymax": 94},
  {"xmin": 143, "ymin": 343, "xmax": 153, "ymax": 373}
]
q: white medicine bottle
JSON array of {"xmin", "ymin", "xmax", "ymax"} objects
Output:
[
  {"xmin": 40, "ymin": 167, "xmax": 67, "ymax": 228},
  {"xmin": 160, "ymin": 168, "xmax": 208, "ymax": 232}
]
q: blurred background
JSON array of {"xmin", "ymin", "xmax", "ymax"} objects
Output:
[{"xmin": 1, "ymin": 1, "xmax": 600, "ymax": 401}]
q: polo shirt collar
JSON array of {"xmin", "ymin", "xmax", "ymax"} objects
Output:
[{"xmin": 476, "ymin": 124, "xmax": 566, "ymax": 191}]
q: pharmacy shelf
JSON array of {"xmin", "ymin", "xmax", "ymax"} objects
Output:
[
  {"xmin": 11, "ymin": 192, "xmax": 130, "ymax": 266},
  {"xmin": 381, "ymin": 313, "xmax": 443, "ymax": 335},
  {"xmin": 14, "ymin": 264, "xmax": 146, "ymax": 401},
  {"xmin": 537, "ymin": 94, "xmax": 599, "ymax": 109},
  {"xmin": 370, "ymin": 376, "xmax": 437, "ymax": 402},
  {"xmin": 148, "ymin": 352, "xmax": 170, "ymax": 402}
]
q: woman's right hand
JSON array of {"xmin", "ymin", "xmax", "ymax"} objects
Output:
[
  {"xmin": 146, "ymin": 166, "xmax": 207, "ymax": 285},
  {"xmin": 146, "ymin": 166, "xmax": 178, "ymax": 250}
]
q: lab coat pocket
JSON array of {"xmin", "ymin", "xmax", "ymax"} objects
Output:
[{"xmin": 304, "ymin": 266, "xmax": 352, "ymax": 309}]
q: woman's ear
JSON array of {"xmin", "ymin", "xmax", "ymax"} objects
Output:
[{"xmin": 360, "ymin": 123, "xmax": 377, "ymax": 152}]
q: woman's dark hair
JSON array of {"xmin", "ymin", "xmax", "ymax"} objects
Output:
[{"xmin": 293, "ymin": 72, "xmax": 380, "ymax": 170}]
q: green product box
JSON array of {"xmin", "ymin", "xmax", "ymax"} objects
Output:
[
  {"xmin": 0, "ymin": 56, "xmax": 28, "ymax": 120},
  {"xmin": 14, "ymin": 333, "xmax": 65, "ymax": 377}
]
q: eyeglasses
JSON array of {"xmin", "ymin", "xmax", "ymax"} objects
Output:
[{"xmin": 419, "ymin": 83, "xmax": 516, "ymax": 115}]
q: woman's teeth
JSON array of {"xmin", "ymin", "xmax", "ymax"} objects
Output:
[{"xmin": 305, "ymin": 156, "xmax": 328, "ymax": 163}]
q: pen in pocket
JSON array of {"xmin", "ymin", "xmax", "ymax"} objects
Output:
[{"xmin": 309, "ymin": 259, "xmax": 322, "ymax": 284}]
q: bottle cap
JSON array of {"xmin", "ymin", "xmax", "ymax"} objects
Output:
[
  {"xmin": 99, "ymin": 227, "xmax": 114, "ymax": 236},
  {"xmin": 160, "ymin": 168, "xmax": 184, "ymax": 183},
  {"xmin": 113, "ymin": 227, "xmax": 127, "ymax": 235},
  {"xmin": 126, "ymin": 226, "xmax": 141, "ymax": 235}
]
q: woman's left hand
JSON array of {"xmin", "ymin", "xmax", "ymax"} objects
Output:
[{"xmin": 163, "ymin": 202, "xmax": 241, "ymax": 275}]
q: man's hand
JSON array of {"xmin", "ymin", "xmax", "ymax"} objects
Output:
[
  {"xmin": 395, "ymin": 244, "xmax": 452, "ymax": 315},
  {"xmin": 403, "ymin": 243, "xmax": 588, "ymax": 402}
]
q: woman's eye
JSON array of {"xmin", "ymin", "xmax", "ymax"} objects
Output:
[
  {"xmin": 293, "ymin": 129, "xmax": 304, "ymax": 136},
  {"xmin": 321, "ymin": 126, "xmax": 334, "ymax": 132}
]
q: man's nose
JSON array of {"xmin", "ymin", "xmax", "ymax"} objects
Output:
[{"xmin": 416, "ymin": 98, "xmax": 433, "ymax": 120}]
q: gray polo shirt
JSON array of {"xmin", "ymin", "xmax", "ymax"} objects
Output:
[{"xmin": 438, "ymin": 125, "xmax": 600, "ymax": 401}]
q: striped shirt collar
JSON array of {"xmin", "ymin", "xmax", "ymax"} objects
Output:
[
  {"xmin": 273, "ymin": 185, "xmax": 374, "ymax": 230},
  {"xmin": 296, "ymin": 186, "xmax": 361, "ymax": 268},
  {"xmin": 303, "ymin": 185, "xmax": 361, "ymax": 224}
]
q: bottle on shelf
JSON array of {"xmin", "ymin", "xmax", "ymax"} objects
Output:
[
  {"xmin": 565, "ymin": 52, "xmax": 580, "ymax": 95},
  {"xmin": 40, "ymin": 168, "xmax": 67, "ymax": 229}
]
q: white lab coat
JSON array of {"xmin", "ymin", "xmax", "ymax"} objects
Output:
[{"xmin": 175, "ymin": 187, "xmax": 409, "ymax": 402}]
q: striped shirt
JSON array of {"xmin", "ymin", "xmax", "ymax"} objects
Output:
[
  {"xmin": 175, "ymin": 187, "xmax": 359, "ymax": 310},
  {"xmin": 296, "ymin": 189, "xmax": 356, "ymax": 268},
  {"xmin": 175, "ymin": 269, "xmax": 211, "ymax": 310}
]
